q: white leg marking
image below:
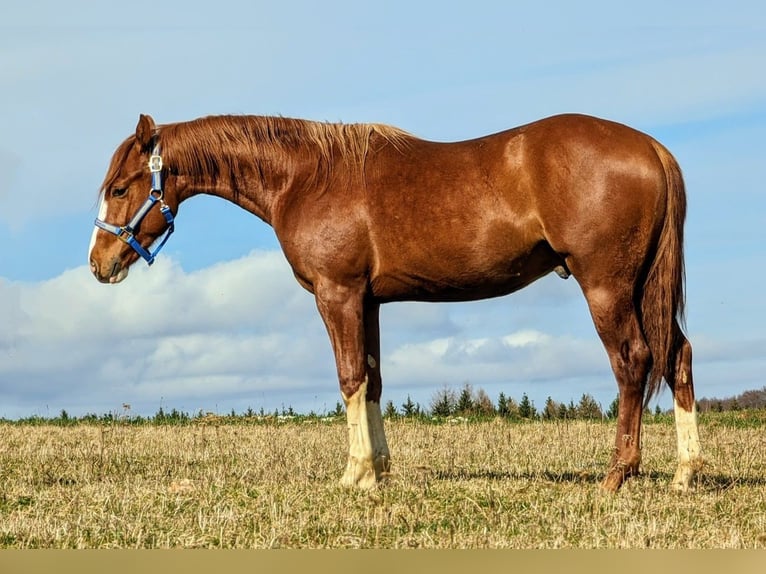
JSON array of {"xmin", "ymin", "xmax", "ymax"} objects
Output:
[
  {"xmin": 88, "ymin": 194, "xmax": 108, "ymax": 261},
  {"xmin": 340, "ymin": 380, "xmax": 390, "ymax": 489},
  {"xmin": 671, "ymin": 398, "xmax": 703, "ymax": 491},
  {"xmin": 341, "ymin": 381, "xmax": 375, "ymax": 488}
]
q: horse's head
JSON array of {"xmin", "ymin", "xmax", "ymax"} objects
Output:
[{"xmin": 89, "ymin": 114, "xmax": 177, "ymax": 284}]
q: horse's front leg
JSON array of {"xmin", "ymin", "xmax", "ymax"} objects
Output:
[{"xmin": 315, "ymin": 282, "xmax": 390, "ymax": 489}]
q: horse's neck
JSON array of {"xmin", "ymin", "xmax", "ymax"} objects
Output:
[{"xmin": 177, "ymin": 144, "xmax": 313, "ymax": 226}]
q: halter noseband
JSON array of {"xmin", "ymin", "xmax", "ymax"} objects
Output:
[{"xmin": 94, "ymin": 144, "xmax": 175, "ymax": 266}]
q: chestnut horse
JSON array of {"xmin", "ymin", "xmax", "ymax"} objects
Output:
[{"xmin": 89, "ymin": 113, "xmax": 702, "ymax": 492}]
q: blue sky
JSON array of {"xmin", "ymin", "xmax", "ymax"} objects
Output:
[{"xmin": 1, "ymin": 1, "xmax": 764, "ymax": 418}]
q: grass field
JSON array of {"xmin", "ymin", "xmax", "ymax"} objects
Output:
[{"xmin": 1, "ymin": 412, "xmax": 765, "ymax": 548}]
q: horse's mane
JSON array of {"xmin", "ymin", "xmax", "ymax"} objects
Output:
[
  {"xmin": 100, "ymin": 115, "xmax": 412, "ymax": 194},
  {"xmin": 168, "ymin": 115, "xmax": 410, "ymax": 172}
]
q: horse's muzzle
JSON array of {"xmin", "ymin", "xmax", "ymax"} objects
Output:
[{"xmin": 90, "ymin": 257, "xmax": 129, "ymax": 284}]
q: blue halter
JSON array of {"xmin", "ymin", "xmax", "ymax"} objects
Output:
[{"xmin": 94, "ymin": 145, "xmax": 175, "ymax": 266}]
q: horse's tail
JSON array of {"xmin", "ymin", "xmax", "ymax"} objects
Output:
[{"xmin": 642, "ymin": 140, "xmax": 688, "ymax": 403}]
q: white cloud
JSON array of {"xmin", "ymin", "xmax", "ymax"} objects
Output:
[
  {"xmin": 385, "ymin": 329, "xmax": 609, "ymax": 389},
  {"xmin": 0, "ymin": 251, "xmax": 334, "ymax": 415},
  {"xmin": 14, "ymin": 250, "xmax": 314, "ymax": 342}
]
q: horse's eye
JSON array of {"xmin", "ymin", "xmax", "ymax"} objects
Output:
[{"xmin": 111, "ymin": 188, "xmax": 127, "ymax": 198}]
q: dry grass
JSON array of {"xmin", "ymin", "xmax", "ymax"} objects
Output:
[{"xmin": 0, "ymin": 416, "xmax": 765, "ymax": 548}]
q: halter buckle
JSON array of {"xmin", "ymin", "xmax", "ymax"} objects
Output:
[{"xmin": 149, "ymin": 154, "xmax": 163, "ymax": 173}]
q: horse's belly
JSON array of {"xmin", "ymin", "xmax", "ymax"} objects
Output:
[{"xmin": 370, "ymin": 241, "xmax": 562, "ymax": 303}]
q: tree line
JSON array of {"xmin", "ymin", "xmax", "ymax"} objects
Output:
[
  {"xmin": 695, "ymin": 386, "xmax": 766, "ymax": 413},
  {"xmin": 385, "ymin": 383, "xmax": 766, "ymax": 420},
  {"xmin": 383, "ymin": 383, "xmax": 617, "ymax": 421}
]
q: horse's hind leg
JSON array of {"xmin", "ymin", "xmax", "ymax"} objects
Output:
[
  {"xmin": 667, "ymin": 322, "xmax": 702, "ymax": 491},
  {"xmin": 581, "ymin": 284, "xmax": 652, "ymax": 492},
  {"xmin": 360, "ymin": 302, "xmax": 391, "ymax": 481}
]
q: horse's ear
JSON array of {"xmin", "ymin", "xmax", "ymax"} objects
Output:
[{"xmin": 135, "ymin": 114, "xmax": 156, "ymax": 149}]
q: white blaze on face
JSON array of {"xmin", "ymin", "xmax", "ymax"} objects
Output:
[{"xmin": 89, "ymin": 193, "xmax": 108, "ymax": 261}]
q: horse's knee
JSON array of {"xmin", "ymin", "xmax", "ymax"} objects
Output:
[{"xmin": 618, "ymin": 337, "xmax": 651, "ymax": 378}]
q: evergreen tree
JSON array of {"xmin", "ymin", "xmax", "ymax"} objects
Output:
[
  {"xmin": 576, "ymin": 393, "xmax": 603, "ymax": 419},
  {"xmin": 401, "ymin": 395, "xmax": 417, "ymax": 418},
  {"xmin": 456, "ymin": 384, "xmax": 475, "ymax": 416},
  {"xmin": 518, "ymin": 393, "xmax": 536, "ymax": 419},
  {"xmin": 557, "ymin": 402, "xmax": 568, "ymax": 419},
  {"xmin": 430, "ymin": 386, "xmax": 456, "ymax": 417},
  {"xmin": 497, "ymin": 392, "xmax": 509, "ymax": 417},
  {"xmin": 283, "ymin": 405, "xmax": 296, "ymax": 416},
  {"xmin": 383, "ymin": 400, "xmax": 398, "ymax": 419},
  {"xmin": 606, "ymin": 395, "xmax": 620, "ymax": 419}
]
